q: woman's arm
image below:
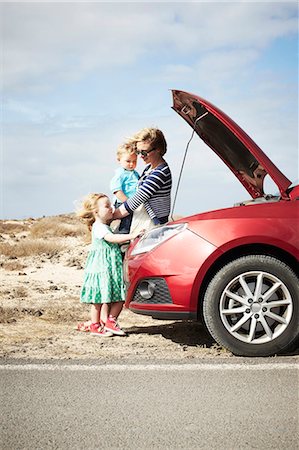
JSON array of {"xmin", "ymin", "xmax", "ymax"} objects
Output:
[
  {"xmin": 113, "ymin": 203, "xmax": 129, "ymax": 219},
  {"xmin": 124, "ymin": 165, "xmax": 169, "ymax": 213}
]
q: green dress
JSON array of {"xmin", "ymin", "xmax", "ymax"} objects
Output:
[{"xmin": 80, "ymin": 222, "xmax": 126, "ymax": 304}]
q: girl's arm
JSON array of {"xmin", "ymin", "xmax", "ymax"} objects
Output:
[{"xmin": 104, "ymin": 229, "xmax": 142, "ymax": 244}]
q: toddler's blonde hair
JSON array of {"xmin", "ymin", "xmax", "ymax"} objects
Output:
[
  {"xmin": 117, "ymin": 143, "xmax": 136, "ymax": 160},
  {"xmin": 76, "ymin": 193, "xmax": 108, "ymax": 230}
]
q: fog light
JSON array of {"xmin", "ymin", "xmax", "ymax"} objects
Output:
[{"xmin": 139, "ymin": 280, "xmax": 156, "ymax": 299}]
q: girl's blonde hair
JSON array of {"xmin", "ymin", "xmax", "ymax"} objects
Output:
[{"xmin": 76, "ymin": 193, "xmax": 107, "ymax": 230}]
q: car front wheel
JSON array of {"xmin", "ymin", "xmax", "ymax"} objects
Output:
[{"xmin": 203, "ymin": 255, "xmax": 299, "ymax": 356}]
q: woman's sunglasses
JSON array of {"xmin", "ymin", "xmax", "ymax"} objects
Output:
[{"xmin": 135, "ymin": 147, "xmax": 156, "ymax": 157}]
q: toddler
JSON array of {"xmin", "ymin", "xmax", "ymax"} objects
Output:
[{"xmin": 110, "ymin": 144, "xmax": 139, "ymax": 233}]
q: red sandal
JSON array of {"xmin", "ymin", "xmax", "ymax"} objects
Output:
[{"xmin": 76, "ymin": 321, "xmax": 92, "ymax": 332}]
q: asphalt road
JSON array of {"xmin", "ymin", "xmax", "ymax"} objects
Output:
[{"xmin": 1, "ymin": 359, "xmax": 298, "ymax": 449}]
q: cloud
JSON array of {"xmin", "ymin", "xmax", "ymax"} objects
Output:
[
  {"xmin": 3, "ymin": 2, "xmax": 297, "ymax": 91},
  {"xmin": 2, "ymin": 2, "xmax": 298, "ymax": 219}
]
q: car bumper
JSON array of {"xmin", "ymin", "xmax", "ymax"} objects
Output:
[{"xmin": 124, "ymin": 228, "xmax": 218, "ymax": 318}]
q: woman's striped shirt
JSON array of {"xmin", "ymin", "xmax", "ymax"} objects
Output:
[{"xmin": 123, "ymin": 162, "xmax": 172, "ymax": 224}]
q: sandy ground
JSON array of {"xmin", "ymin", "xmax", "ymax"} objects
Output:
[
  {"xmin": 1, "ymin": 215, "xmax": 296, "ymax": 362},
  {"xmin": 0, "ymin": 215, "xmax": 234, "ymax": 361},
  {"xmin": 0, "ymin": 215, "xmax": 298, "ymax": 363}
]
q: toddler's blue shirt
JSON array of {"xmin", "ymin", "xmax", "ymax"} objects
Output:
[{"xmin": 110, "ymin": 167, "xmax": 139, "ymax": 201}]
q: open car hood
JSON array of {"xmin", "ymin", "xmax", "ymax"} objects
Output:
[{"xmin": 172, "ymin": 90, "xmax": 292, "ymax": 199}]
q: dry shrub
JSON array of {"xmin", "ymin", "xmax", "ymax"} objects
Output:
[
  {"xmin": 30, "ymin": 216, "xmax": 86, "ymax": 238},
  {"xmin": 2, "ymin": 261, "xmax": 26, "ymax": 271},
  {"xmin": 0, "ymin": 306, "xmax": 43, "ymax": 323},
  {"xmin": 0, "ymin": 306, "xmax": 22, "ymax": 323},
  {"xmin": 0, "ymin": 239, "xmax": 65, "ymax": 257},
  {"xmin": 0, "ymin": 303, "xmax": 81, "ymax": 324},
  {"xmin": 43, "ymin": 303, "xmax": 83, "ymax": 323},
  {"xmin": 14, "ymin": 287, "xmax": 28, "ymax": 298},
  {"xmin": 0, "ymin": 296, "xmax": 83, "ymax": 324},
  {"xmin": 0, "ymin": 221, "xmax": 28, "ymax": 234},
  {"xmin": 66, "ymin": 256, "xmax": 84, "ymax": 269}
]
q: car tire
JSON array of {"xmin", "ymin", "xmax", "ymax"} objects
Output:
[{"xmin": 202, "ymin": 255, "xmax": 299, "ymax": 356}]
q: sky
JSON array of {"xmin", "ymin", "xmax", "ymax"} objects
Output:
[{"xmin": 1, "ymin": 0, "xmax": 298, "ymax": 220}]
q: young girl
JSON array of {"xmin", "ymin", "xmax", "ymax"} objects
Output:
[{"xmin": 76, "ymin": 193, "xmax": 141, "ymax": 337}]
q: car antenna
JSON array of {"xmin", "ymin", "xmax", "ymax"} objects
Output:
[{"xmin": 170, "ymin": 111, "xmax": 208, "ymax": 220}]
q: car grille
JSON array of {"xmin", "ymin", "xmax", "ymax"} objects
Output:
[{"xmin": 132, "ymin": 278, "xmax": 173, "ymax": 304}]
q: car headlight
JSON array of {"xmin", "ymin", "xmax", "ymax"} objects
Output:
[{"xmin": 131, "ymin": 223, "xmax": 187, "ymax": 256}]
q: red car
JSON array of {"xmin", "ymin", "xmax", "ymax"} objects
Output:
[{"xmin": 124, "ymin": 90, "xmax": 299, "ymax": 357}]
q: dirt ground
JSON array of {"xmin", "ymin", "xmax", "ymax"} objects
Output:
[
  {"xmin": 2, "ymin": 214, "xmax": 295, "ymax": 362},
  {"xmin": 0, "ymin": 215, "xmax": 234, "ymax": 361}
]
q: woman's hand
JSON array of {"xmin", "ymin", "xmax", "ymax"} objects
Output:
[{"xmin": 113, "ymin": 203, "xmax": 129, "ymax": 220}]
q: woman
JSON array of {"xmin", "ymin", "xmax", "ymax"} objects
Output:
[{"xmin": 113, "ymin": 127, "xmax": 172, "ymax": 234}]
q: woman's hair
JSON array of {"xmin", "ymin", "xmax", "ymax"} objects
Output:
[
  {"xmin": 116, "ymin": 143, "xmax": 136, "ymax": 160},
  {"xmin": 76, "ymin": 193, "xmax": 107, "ymax": 230},
  {"xmin": 128, "ymin": 127, "xmax": 167, "ymax": 156}
]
